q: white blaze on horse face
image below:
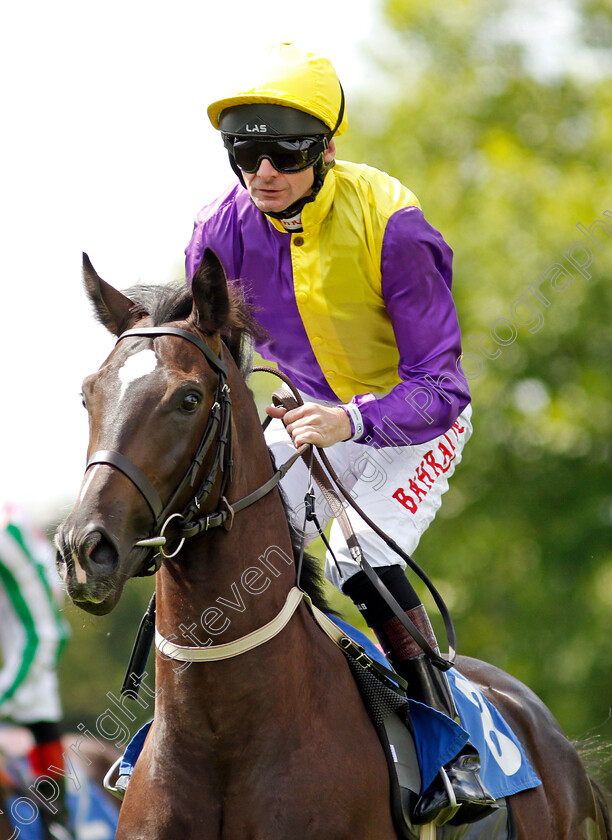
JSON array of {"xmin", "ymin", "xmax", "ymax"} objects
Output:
[
  {"xmin": 79, "ymin": 464, "xmax": 100, "ymax": 503},
  {"xmin": 63, "ymin": 526, "xmax": 89, "ymax": 584},
  {"xmin": 72, "ymin": 549, "xmax": 88, "ymax": 584},
  {"xmin": 117, "ymin": 349, "xmax": 158, "ymax": 404}
]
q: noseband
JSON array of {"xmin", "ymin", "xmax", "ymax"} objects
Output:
[{"xmin": 85, "ymin": 326, "xmax": 305, "ymax": 576}]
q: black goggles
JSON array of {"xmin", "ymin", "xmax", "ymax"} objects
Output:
[{"xmin": 223, "ymin": 135, "xmax": 328, "ymax": 173}]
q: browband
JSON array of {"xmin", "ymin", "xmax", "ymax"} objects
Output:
[{"xmin": 117, "ymin": 327, "xmax": 228, "ymax": 377}]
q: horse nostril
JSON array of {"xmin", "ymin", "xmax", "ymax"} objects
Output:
[{"xmin": 85, "ymin": 531, "xmax": 119, "ymax": 574}]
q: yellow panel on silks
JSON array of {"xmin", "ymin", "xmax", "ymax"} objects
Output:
[{"xmin": 279, "ymin": 160, "xmax": 420, "ymax": 402}]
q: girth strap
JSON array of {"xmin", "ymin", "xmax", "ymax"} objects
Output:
[{"xmin": 86, "ymin": 450, "xmax": 164, "ymax": 520}]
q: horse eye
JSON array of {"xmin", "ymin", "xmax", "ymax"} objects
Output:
[
  {"xmin": 80, "ymin": 392, "xmax": 87, "ymax": 409},
  {"xmin": 181, "ymin": 393, "xmax": 201, "ymax": 413}
]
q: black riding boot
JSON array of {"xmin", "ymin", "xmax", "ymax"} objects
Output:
[
  {"xmin": 343, "ymin": 568, "xmax": 497, "ymax": 828},
  {"xmin": 375, "ymin": 606, "xmax": 497, "ymax": 826}
]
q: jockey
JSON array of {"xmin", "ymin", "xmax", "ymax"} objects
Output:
[
  {"xmin": 0, "ymin": 502, "xmax": 73, "ymax": 840},
  {"xmin": 186, "ymin": 43, "xmax": 495, "ymax": 826}
]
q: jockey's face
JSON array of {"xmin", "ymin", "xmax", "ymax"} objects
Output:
[{"xmin": 243, "ymin": 140, "xmax": 336, "ymax": 214}]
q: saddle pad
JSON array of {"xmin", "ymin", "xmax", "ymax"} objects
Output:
[
  {"xmin": 334, "ymin": 658, "xmax": 518, "ymax": 840},
  {"xmin": 331, "ymin": 615, "xmax": 541, "ymax": 798}
]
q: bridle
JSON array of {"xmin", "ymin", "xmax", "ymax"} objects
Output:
[{"xmin": 85, "ymin": 326, "xmax": 304, "ymax": 576}]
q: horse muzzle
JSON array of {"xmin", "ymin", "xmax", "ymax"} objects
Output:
[{"xmin": 55, "ymin": 523, "xmax": 123, "ymax": 613}]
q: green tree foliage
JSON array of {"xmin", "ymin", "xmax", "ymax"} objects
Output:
[{"xmin": 334, "ymin": 0, "xmax": 612, "ymax": 744}]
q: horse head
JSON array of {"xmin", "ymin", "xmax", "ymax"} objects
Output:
[{"xmin": 56, "ymin": 250, "xmax": 238, "ymax": 614}]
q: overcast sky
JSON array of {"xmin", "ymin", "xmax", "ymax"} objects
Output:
[{"xmin": 0, "ymin": 0, "xmax": 383, "ymax": 521}]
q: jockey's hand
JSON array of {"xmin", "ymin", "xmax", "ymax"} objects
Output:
[{"xmin": 265, "ymin": 402, "xmax": 352, "ymax": 448}]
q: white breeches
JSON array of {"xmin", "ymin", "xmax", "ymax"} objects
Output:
[{"xmin": 265, "ymin": 403, "xmax": 473, "ymax": 590}]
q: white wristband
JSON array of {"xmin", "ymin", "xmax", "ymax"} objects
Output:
[{"xmin": 340, "ymin": 403, "xmax": 365, "ymax": 441}]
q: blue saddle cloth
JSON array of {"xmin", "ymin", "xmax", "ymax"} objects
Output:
[
  {"xmin": 120, "ymin": 616, "xmax": 541, "ymax": 798},
  {"xmin": 332, "ymin": 616, "xmax": 541, "ymax": 796}
]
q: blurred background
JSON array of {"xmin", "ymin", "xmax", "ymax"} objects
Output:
[{"xmin": 1, "ymin": 0, "xmax": 611, "ymax": 782}]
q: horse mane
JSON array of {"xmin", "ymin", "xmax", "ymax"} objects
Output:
[{"xmin": 124, "ymin": 281, "xmax": 332, "ymax": 614}]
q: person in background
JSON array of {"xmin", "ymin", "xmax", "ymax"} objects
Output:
[
  {"xmin": 0, "ymin": 501, "xmax": 72, "ymax": 839},
  {"xmin": 185, "ymin": 43, "xmax": 496, "ymax": 826}
]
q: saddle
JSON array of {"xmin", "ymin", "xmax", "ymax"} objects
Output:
[{"xmin": 325, "ymin": 621, "xmax": 516, "ymax": 840}]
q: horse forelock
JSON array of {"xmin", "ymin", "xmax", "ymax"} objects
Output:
[
  {"xmin": 124, "ymin": 282, "xmax": 193, "ymax": 327},
  {"xmin": 123, "ymin": 281, "xmax": 262, "ymax": 377}
]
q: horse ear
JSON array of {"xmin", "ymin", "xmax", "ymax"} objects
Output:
[
  {"xmin": 190, "ymin": 249, "xmax": 230, "ymax": 332},
  {"xmin": 82, "ymin": 253, "xmax": 142, "ymax": 336}
]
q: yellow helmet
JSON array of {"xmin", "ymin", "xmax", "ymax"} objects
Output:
[{"xmin": 207, "ymin": 43, "xmax": 347, "ymax": 138}]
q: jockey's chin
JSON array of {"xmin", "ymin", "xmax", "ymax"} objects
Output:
[{"xmin": 242, "ymin": 161, "xmax": 315, "ymax": 215}]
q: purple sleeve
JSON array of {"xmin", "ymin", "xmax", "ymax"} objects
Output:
[
  {"xmin": 351, "ymin": 207, "xmax": 470, "ymax": 446},
  {"xmin": 186, "ymin": 222, "xmax": 205, "ymax": 284},
  {"xmin": 185, "ymin": 185, "xmax": 240, "ymax": 284}
]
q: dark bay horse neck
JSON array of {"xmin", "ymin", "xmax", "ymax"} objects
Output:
[
  {"xmin": 153, "ymin": 362, "xmax": 296, "ymax": 645},
  {"xmin": 149, "ymin": 363, "xmax": 326, "ymax": 733}
]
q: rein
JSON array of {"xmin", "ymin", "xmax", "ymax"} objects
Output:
[{"xmin": 254, "ymin": 366, "xmax": 457, "ymax": 670}]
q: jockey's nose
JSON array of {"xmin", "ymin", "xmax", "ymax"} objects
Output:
[{"xmin": 256, "ymin": 157, "xmax": 278, "ymax": 178}]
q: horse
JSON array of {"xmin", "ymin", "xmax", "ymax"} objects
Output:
[{"xmin": 55, "ymin": 250, "xmax": 611, "ymax": 840}]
